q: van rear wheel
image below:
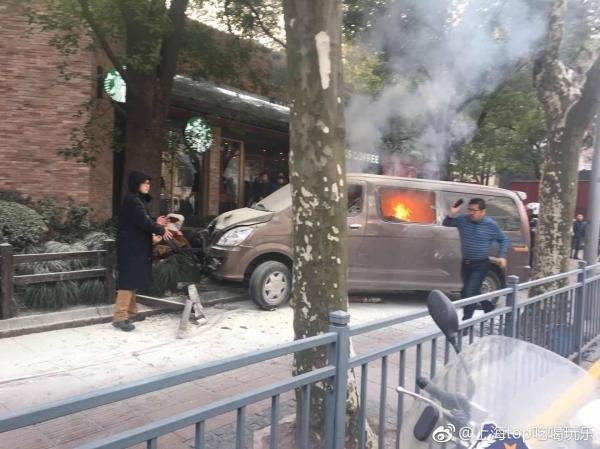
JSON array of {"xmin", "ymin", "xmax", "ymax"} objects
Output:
[
  {"xmin": 481, "ymin": 270, "xmax": 501, "ymax": 294},
  {"xmin": 482, "ymin": 270, "xmax": 503, "ymax": 307},
  {"xmin": 249, "ymin": 261, "xmax": 291, "ymax": 310}
]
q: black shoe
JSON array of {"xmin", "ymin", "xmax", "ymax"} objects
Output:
[
  {"xmin": 112, "ymin": 320, "xmax": 135, "ymax": 331},
  {"xmin": 130, "ymin": 314, "xmax": 146, "ymax": 322}
]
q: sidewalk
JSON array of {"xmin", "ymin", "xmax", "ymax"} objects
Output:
[{"xmin": 0, "ymin": 299, "xmax": 431, "ymax": 449}]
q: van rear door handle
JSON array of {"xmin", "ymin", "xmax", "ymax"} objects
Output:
[{"xmin": 349, "ymin": 224, "xmax": 362, "ymax": 229}]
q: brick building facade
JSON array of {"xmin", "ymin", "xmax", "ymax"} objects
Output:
[
  {"xmin": 0, "ymin": 2, "xmax": 290, "ymax": 222},
  {"xmin": 0, "ymin": 2, "xmax": 114, "ymax": 219}
]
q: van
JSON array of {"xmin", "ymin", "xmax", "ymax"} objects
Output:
[{"xmin": 204, "ymin": 174, "xmax": 530, "ymax": 309}]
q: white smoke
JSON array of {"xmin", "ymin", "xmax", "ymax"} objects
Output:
[{"xmin": 346, "ymin": 0, "xmax": 549, "ymax": 177}]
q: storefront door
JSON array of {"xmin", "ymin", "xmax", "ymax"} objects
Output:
[{"xmin": 220, "ymin": 138, "xmax": 245, "ymax": 213}]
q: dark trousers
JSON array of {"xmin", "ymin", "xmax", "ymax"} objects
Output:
[
  {"xmin": 572, "ymin": 237, "xmax": 582, "ymax": 259},
  {"xmin": 461, "ymin": 259, "xmax": 494, "ymax": 320}
]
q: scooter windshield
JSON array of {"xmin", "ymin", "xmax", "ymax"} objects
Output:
[{"xmin": 399, "ymin": 335, "xmax": 599, "ymax": 449}]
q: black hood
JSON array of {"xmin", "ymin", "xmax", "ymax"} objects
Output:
[{"xmin": 128, "ymin": 171, "xmax": 151, "ymax": 193}]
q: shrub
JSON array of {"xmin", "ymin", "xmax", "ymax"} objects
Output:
[
  {"xmin": 0, "ymin": 201, "xmax": 48, "ymax": 250},
  {"xmin": 80, "ymin": 231, "xmax": 112, "ymax": 252},
  {"xmin": 152, "ymin": 254, "xmax": 202, "ymax": 295},
  {"xmin": 0, "ymin": 189, "xmax": 30, "ymax": 205},
  {"xmin": 15, "ymin": 241, "xmax": 88, "ymax": 310},
  {"xmin": 79, "ymin": 279, "xmax": 107, "ymax": 304}
]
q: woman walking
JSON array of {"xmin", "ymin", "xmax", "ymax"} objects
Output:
[{"xmin": 113, "ymin": 171, "xmax": 172, "ymax": 331}]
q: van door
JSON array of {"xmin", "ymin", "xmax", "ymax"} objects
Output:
[
  {"xmin": 354, "ymin": 185, "xmax": 440, "ymax": 292},
  {"xmin": 347, "ymin": 182, "xmax": 367, "ymax": 290},
  {"xmin": 436, "ymin": 191, "xmax": 530, "ymax": 289},
  {"xmin": 434, "ymin": 192, "xmax": 466, "ymax": 291},
  {"xmin": 481, "ymin": 194, "xmax": 530, "ymax": 280}
]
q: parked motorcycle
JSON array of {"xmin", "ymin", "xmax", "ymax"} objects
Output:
[{"xmin": 397, "ymin": 290, "xmax": 600, "ymax": 448}]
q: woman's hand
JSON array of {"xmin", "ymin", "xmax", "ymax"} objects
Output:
[
  {"xmin": 156, "ymin": 215, "xmax": 168, "ymax": 226},
  {"xmin": 163, "ymin": 228, "xmax": 173, "ymax": 240}
]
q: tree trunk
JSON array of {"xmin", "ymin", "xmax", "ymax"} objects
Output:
[
  {"xmin": 532, "ymin": 0, "xmax": 600, "ymax": 288},
  {"xmin": 119, "ymin": 0, "xmax": 189, "ymax": 215},
  {"xmin": 283, "ymin": 1, "xmax": 374, "ymax": 447},
  {"xmin": 122, "ymin": 71, "xmax": 167, "ymax": 216}
]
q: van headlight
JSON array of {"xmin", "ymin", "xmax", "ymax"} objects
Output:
[{"xmin": 217, "ymin": 226, "xmax": 254, "ymax": 246}]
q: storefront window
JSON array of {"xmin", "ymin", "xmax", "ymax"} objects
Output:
[
  {"xmin": 161, "ymin": 127, "xmax": 206, "ymax": 224},
  {"xmin": 220, "ymin": 139, "xmax": 242, "ymax": 213}
]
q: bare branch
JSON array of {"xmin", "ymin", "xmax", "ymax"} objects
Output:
[
  {"xmin": 241, "ymin": 0, "xmax": 286, "ymax": 48},
  {"xmin": 566, "ymin": 53, "xmax": 600, "ymax": 136}
]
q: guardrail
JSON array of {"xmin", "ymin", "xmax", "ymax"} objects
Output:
[
  {"xmin": 1, "ymin": 261, "xmax": 599, "ymax": 449},
  {"xmin": 0, "ymin": 240, "xmax": 116, "ymax": 319}
]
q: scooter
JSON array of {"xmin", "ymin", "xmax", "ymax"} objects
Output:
[{"xmin": 396, "ymin": 290, "xmax": 600, "ymax": 448}]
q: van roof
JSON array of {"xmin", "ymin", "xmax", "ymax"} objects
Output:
[{"xmin": 346, "ymin": 173, "xmax": 516, "ymax": 196}]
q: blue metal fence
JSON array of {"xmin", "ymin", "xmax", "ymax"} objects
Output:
[{"xmin": 1, "ymin": 262, "xmax": 600, "ymax": 449}]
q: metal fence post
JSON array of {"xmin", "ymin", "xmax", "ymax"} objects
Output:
[
  {"xmin": 104, "ymin": 239, "xmax": 116, "ymax": 303},
  {"xmin": 328, "ymin": 310, "xmax": 350, "ymax": 449},
  {"xmin": 504, "ymin": 275, "xmax": 519, "ymax": 338},
  {"xmin": 575, "ymin": 261, "xmax": 587, "ymax": 364},
  {"xmin": 0, "ymin": 243, "xmax": 16, "ymax": 319}
]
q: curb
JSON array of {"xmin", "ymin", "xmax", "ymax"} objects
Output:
[
  {"xmin": 0, "ymin": 305, "xmax": 162, "ymax": 339},
  {"xmin": 0, "ymin": 288, "xmax": 248, "ymax": 339}
]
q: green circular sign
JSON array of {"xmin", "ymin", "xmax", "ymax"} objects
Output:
[
  {"xmin": 104, "ymin": 68, "xmax": 126, "ymax": 103},
  {"xmin": 184, "ymin": 117, "xmax": 213, "ymax": 154}
]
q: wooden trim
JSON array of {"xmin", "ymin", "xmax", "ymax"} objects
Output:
[
  {"xmin": 239, "ymin": 140, "xmax": 246, "ymax": 208},
  {"xmin": 14, "ymin": 269, "xmax": 107, "ymax": 286},
  {"xmin": 13, "ymin": 251, "xmax": 106, "ymax": 264}
]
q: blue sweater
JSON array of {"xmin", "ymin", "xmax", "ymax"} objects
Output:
[{"xmin": 443, "ymin": 215, "xmax": 509, "ymax": 260}]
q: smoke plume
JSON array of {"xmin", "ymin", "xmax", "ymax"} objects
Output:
[{"xmin": 345, "ymin": 0, "xmax": 549, "ymax": 178}]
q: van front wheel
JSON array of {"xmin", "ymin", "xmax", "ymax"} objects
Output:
[{"xmin": 249, "ymin": 261, "xmax": 291, "ymax": 310}]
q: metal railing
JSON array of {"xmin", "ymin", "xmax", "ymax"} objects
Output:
[{"xmin": 1, "ymin": 262, "xmax": 599, "ymax": 449}]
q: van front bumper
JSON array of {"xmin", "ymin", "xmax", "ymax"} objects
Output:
[{"xmin": 205, "ymin": 246, "xmax": 248, "ymax": 282}]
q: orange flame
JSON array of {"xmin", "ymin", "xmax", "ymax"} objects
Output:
[{"xmin": 393, "ymin": 203, "xmax": 412, "ymax": 221}]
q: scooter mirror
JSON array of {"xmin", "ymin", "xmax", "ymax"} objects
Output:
[{"xmin": 427, "ymin": 290, "xmax": 459, "ymax": 348}]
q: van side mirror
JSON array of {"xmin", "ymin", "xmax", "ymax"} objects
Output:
[{"xmin": 427, "ymin": 290, "xmax": 459, "ymax": 352}]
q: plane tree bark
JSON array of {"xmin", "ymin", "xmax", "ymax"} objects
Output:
[
  {"xmin": 532, "ymin": 0, "xmax": 600, "ymax": 284},
  {"xmin": 283, "ymin": 1, "xmax": 375, "ymax": 447}
]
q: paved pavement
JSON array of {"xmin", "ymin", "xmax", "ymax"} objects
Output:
[
  {"xmin": 0, "ymin": 294, "xmax": 434, "ymax": 449},
  {"xmin": 1, "ymin": 285, "xmax": 598, "ymax": 449}
]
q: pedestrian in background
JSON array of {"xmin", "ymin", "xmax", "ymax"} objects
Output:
[
  {"xmin": 113, "ymin": 171, "xmax": 172, "ymax": 332},
  {"xmin": 443, "ymin": 198, "xmax": 509, "ymax": 321},
  {"xmin": 572, "ymin": 213, "xmax": 587, "ymax": 260}
]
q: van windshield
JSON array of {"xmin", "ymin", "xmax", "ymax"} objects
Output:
[{"xmin": 252, "ymin": 185, "xmax": 291, "ymax": 212}]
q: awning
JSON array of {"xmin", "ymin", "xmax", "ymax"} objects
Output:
[{"xmin": 172, "ymin": 75, "xmax": 290, "ymax": 132}]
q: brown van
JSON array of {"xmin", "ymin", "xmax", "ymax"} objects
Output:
[{"xmin": 204, "ymin": 174, "xmax": 530, "ymax": 310}]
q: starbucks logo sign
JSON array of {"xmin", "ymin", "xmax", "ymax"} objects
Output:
[
  {"xmin": 104, "ymin": 68, "xmax": 126, "ymax": 103},
  {"xmin": 184, "ymin": 117, "xmax": 213, "ymax": 154}
]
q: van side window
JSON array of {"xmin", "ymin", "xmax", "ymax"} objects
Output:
[
  {"xmin": 379, "ymin": 188, "xmax": 436, "ymax": 223},
  {"xmin": 482, "ymin": 196, "xmax": 522, "ymax": 231},
  {"xmin": 347, "ymin": 185, "xmax": 363, "ymax": 216}
]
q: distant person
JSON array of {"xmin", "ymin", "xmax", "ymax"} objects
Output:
[
  {"xmin": 526, "ymin": 202, "xmax": 539, "ymax": 266},
  {"xmin": 252, "ymin": 172, "xmax": 271, "ymax": 203},
  {"xmin": 271, "ymin": 172, "xmax": 287, "ymax": 192},
  {"xmin": 572, "ymin": 213, "xmax": 587, "ymax": 259},
  {"xmin": 443, "ymin": 198, "xmax": 509, "ymax": 321},
  {"xmin": 113, "ymin": 171, "xmax": 172, "ymax": 332}
]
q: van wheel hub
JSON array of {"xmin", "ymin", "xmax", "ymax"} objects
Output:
[{"xmin": 263, "ymin": 272, "xmax": 288, "ymax": 301}]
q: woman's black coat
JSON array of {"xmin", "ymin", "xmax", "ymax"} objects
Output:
[{"xmin": 116, "ymin": 172, "xmax": 165, "ymax": 291}]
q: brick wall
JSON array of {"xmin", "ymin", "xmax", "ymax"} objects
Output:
[{"xmin": 0, "ymin": 3, "xmax": 108, "ymax": 217}]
